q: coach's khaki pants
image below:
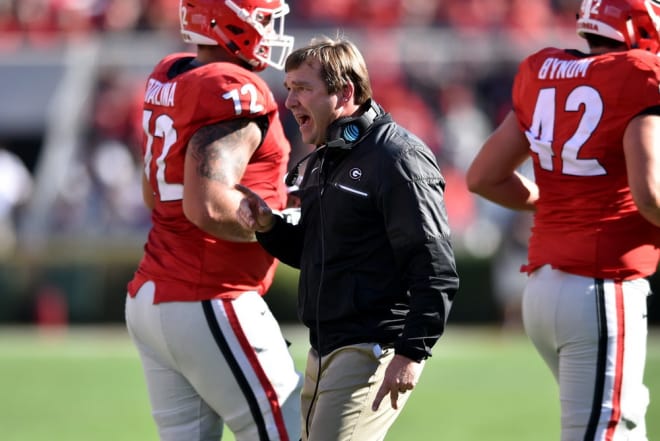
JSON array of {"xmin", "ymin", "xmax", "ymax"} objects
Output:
[{"xmin": 301, "ymin": 343, "xmax": 418, "ymax": 441}]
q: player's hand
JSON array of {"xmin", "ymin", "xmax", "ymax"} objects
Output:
[
  {"xmin": 236, "ymin": 184, "xmax": 275, "ymax": 232},
  {"xmin": 371, "ymin": 354, "xmax": 422, "ymax": 411}
]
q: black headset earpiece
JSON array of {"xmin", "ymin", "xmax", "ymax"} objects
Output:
[{"xmin": 325, "ymin": 99, "xmax": 379, "ymax": 150}]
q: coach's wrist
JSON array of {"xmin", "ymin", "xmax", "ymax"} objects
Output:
[{"xmin": 394, "ymin": 343, "xmax": 427, "ymax": 363}]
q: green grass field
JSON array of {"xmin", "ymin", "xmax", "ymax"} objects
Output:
[{"xmin": 0, "ymin": 325, "xmax": 658, "ymax": 441}]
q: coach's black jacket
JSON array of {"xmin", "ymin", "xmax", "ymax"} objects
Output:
[{"xmin": 256, "ymin": 100, "xmax": 459, "ymax": 363}]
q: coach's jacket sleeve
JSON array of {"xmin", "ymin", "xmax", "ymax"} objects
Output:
[
  {"xmin": 256, "ymin": 215, "xmax": 304, "ymax": 269},
  {"xmin": 384, "ymin": 147, "xmax": 459, "ymax": 362}
]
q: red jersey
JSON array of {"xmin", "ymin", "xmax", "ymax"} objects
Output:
[
  {"xmin": 513, "ymin": 47, "xmax": 660, "ymax": 280},
  {"xmin": 128, "ymin": 53, "xmax": 290, "ymax": 302}
]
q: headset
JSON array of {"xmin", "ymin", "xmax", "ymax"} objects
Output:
[
  {"xmin": 284, "ymin": 99, "xmax": 379, "ymax": 187},
  {"xmin": 325, "ymin": 99, "xmax": 379, "ymax": 149}
]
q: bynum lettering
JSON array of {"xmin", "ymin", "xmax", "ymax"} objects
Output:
[{"xmin": 538, "ymin": 57, "xmax": 594, "ymax": 80}]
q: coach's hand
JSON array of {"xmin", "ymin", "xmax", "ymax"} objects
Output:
[
  {"xmin": 372, "ymin": 354, "xmax": 422, "ymax": 411},
  {"xmin": 236, "ymin": 184, "xmax": 276, "ymax": 233}
]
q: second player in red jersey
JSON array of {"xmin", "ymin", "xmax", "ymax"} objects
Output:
[
  {"xmin": 513, "ymin": 46, "xmax": 660, "ymax": 280},
  {"xmin": 467, "ymin": 1, "xmax": 660, "ymax": 440}
]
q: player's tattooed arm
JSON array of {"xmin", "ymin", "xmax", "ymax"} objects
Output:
[
  {"xmin": 190, "ymin": 119, "xmax": 255, "ymax": 182},
  {"xmin": 183, "ymin": 118, "xmax": 263, "ymax": 242}
]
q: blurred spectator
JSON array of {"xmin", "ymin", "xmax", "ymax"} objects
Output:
[
  {"xmin": 0, "ymin": 0, "xmax": 20, "ymax": 49},
  {"xmin": 505, "ymin": 0, "xmax": 560, "ymax": 51},
  {"xmin": 49, "ymin": 66, "xmax": 148, "ymax": 235},
  {"xmin": 93, "ymin": 0, "xmax": 143, "ymax": 33},
  {"xmin": 434, "ymin": 81, "xmax": 493, "ymax": 244},
  {"xmin": 140, "ymin": 0, "xmax": 180, "ymax": 33},
  {"xmin": 364, "ymin": 33, "xmax": 442, "ymax": 154},
  {"xmin": 552, "ymin": 0, "xmax": 582, "ymax": 28},
  {"xmin": 88, "ymin": 139, "xmax": 147, "ymax": 230},
  {"xmin": 82, "ymin": 67, "xmax": 148, "ymax": 232},
  {"xmin": 0, "ymin": 148, "xmax": 33, "ymax": 258},
  {"xmin": 400, "ymin": 0, "xmax": 442, "ymax": 27},
  {"xmin": 442, "ymin": 0, "xmax": 509, "ymax": 33},
  {"xmin": 436, "ymin": 81, "xmax": 492, "ymax": 172},
  {"xmin": 90, "ymin": 67, "xmax": 144, "ymax": 159},
  {"xmin": 15, "ymin": 0, "xmax": 60, "ymax": 47},
  {"xmin": 54, "ymin": 0, "xmax": 95, "ymax": 38},
  {"xmin": 438, "ymin": 165, "xmax": 478, "ymax": 242},
  {"xmin": 296, "ymin": 0, "xmax": 357, "ymax": 26},
  {"xmin": 491, "ymin": 210, "xmax": 533, "ymax": 330},
  {"xmin": 353, "ymin": 0, "xmax": 403, "ymax": 27}
]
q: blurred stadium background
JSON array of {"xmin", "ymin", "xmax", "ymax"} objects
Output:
[{"xmin": 0, "ymin": 0, "xmax": 658, "ymax": 329}]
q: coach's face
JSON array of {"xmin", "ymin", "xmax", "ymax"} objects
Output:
[{"xmin": 284, "ymin": 60, "xmax": 344, "ymax": 146}]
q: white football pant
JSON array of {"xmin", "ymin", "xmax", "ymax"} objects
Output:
[
  {"xmin": 523, "ymin": 265, "xmax": 649, "ymax": 441},
  {"xmin": 126, "ymin": 281, "xmax": 302, "ymax": 441}
]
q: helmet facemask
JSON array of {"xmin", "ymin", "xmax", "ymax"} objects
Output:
[
  {"xmin": 180, "ymin": 0, "xmax": 294, "ymax": 71},
  {"xmin": 634, "ymin": 0, "xmax": 660, "ymax": 53},
  {"xmin": 225, "ymin": 0, "xmax": 294, "ymax": 70}
]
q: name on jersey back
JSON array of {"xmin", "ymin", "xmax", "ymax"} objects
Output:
[
  {"xmin": 538, "ymin": 57, "xmax": 594, "ymax": 81},
  {"xmin": 145, "ymin": 79, "xmax": 176, "ymax": 107}
]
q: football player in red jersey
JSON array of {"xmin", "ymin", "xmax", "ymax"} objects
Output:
[
  {"xmin": 467, "ymin": 0, "xmax": 660, "ymax": 440},
  {"xmin": 124, "ymin": 1, "xmax": 301, "ymax": 440}
]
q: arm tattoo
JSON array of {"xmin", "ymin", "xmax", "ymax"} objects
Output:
[{"xmin": 189, "ymin": 118, "xmax": 259, "ymax": 183}]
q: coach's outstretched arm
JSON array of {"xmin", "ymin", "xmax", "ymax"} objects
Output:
[{"xmin": 236, "ymin": 183, "xmax": 305, "ymax": 268}]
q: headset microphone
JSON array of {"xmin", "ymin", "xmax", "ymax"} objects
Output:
[
  {"xmin": 284, "ymin": 144, "xmax": 328, "ymax": 187},
  {"xmin": 284, "ymin": 166, "xmax": 301, "ymax": 188}
]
